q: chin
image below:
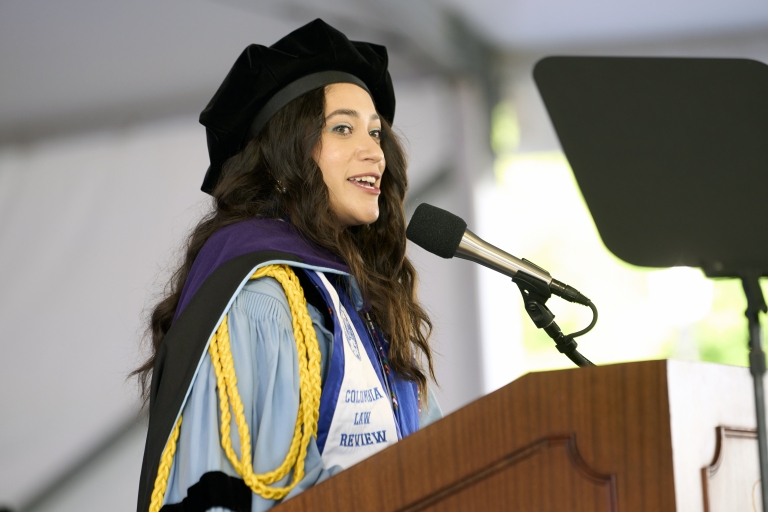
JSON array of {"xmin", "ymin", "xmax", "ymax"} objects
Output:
[
  {"xmin": 360, "ymin": 207, "xmax": 380, "ymax": 225},
  {"xmin": 343, "ymin": 209, "xmax": 379, "ymax": 227},
  {"xmin": 354, "ymin": 214, "xmax": 379, "ymax": 226}
]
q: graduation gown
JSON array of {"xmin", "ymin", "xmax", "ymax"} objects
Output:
[{"xmin": 136, "ymin": 218, "xmax": 435, "ymax": 512}]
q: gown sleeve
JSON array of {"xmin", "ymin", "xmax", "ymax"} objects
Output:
[
  {"xmin": 162, "ymin": 275, "xmax": 341, "ymax": 512},
  {"xmin": 419, "ymin": 384, "xmax": 443, "ymax": 429}
]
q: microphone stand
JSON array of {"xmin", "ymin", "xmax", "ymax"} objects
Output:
[
  {"xmin": 742, "ymin": 275, "xmax": 768, "ymax": 512},
  {"xmin": 513, "ymin": 273, "xmax": 595, "ymax": 367}
]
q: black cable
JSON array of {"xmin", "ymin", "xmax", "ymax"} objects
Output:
[
  {"xmin": 568, "ymin": 301, "xmax": 598, "ymax": 340},
  {"xmin": 544, "ymin": 301, "xmax": 597, "ymax": 367},
  {"xmin": 562, "ymin": 301, "xmax": 597, "ymax": 367}
]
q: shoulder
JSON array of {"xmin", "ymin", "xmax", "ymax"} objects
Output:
[
  {"xmin": 232, "ymin": 276, "xmax": 292, "ymax": 321},
  {"xmin": 232, "ymin": 272, "xmax": 326, "ymax": 327},
  {"xmin": 241, "ymin": 275, "xmax": 287, "ymax": 299}
]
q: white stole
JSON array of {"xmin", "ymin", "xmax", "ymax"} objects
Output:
[{"xmin": 314, "ymin": 272, "xmax": 398, "ymax": 469}]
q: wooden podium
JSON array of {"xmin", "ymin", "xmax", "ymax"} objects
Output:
[{"xmin": 275, "ymin": 360, "xmax": 762, "ymax": 511}]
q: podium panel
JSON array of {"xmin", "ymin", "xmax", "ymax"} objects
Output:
[
  {"xmin": 398, "ymin": 433, "xmax": 616, "ymax": 511},
  {"xmin": 274, "ymin": 360, "xmax": 759, "ymax": 511}
]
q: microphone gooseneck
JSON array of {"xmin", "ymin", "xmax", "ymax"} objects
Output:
[{"xmin": 406, "ymin": 203, "xmax": 597, "ymax": 367}]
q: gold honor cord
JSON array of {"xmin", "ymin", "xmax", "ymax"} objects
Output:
[
  {"xmin": 149, "ymin": 416, "xmax": 182, "ymax": 512},
  {"xmin": 148, "ymin": 264, "xmax": 323, "ymax": 511}
]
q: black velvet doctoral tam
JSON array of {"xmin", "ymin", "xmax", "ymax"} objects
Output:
[{"xmin": 199, "ymin": 18, "xmax": 395, "ymax": 194}]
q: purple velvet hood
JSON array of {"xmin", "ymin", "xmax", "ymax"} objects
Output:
[{"xmin": 175, "ymin": 218, "xmax": 349, "ymax": 319}]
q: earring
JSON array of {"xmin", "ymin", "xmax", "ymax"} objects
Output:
[{"xmin": 275, "ymin": 179, "xmax": 287, "ymax": 193}]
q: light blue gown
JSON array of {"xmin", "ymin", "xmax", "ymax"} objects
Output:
[{"xmin": 163, "ymin": 275, "xmax": 442, "ymax": 511}]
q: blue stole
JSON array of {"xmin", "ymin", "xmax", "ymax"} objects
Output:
[{"xmin": 304, "ymin": 271, "xmax": 419, "ymax": 464}]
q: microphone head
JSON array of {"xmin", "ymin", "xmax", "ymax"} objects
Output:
[{"xmin": 406, "ymin": 203, "xmax": 467, "ymax": 258}]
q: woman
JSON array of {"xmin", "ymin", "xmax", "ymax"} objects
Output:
[{"xmin": 134, "ymin": 19, "xmax": 440, "ymax": 512}]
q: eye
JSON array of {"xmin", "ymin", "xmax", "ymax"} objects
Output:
[
  {"xmin": 369, "ymin": 128, "xmax": 382, "ymax": 141},
  {"xmin": 331, "ymin": 124, "xmax": 352, "ymax": 135}
]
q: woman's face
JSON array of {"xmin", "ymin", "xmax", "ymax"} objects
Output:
[{"xmin": 315, "ymin": 83, "xmax": 385, "ymax": 227}]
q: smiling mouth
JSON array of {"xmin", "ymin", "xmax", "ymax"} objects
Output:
[{"xmin": 348, "ymin": 176, "xmax": 379, "ymax": 190}]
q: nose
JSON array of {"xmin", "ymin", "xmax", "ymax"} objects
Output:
[{"xmin": 358, "ymin": 134, "xmax": 384, "ymax": 166}]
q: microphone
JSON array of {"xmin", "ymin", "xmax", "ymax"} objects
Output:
[{"xmin": 406, "ymin": 203, "xmax": 591, "ymax": 306}]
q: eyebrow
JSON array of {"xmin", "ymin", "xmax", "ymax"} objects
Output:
[{"xmin": 325, "ymin": 109, "xmax": 380, "ymax": 122}]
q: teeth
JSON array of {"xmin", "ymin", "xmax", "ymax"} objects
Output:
[{"xmin": 350, "ymin": 176, "xmax": 377, "ymax": 186}]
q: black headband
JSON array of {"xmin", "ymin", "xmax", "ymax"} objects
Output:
[{"xmin": 248, "ymin": 71, "xmax": 370, "ymax": 138}]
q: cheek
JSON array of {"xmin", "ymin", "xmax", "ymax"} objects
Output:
[{"xmin": 315, "ymin": 141, "xmax": 348, "ymax": 184}]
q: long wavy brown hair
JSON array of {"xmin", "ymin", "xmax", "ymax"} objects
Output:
[{"xmin": 134, "ymin": 86, "xmax": 434, "ymax": 402}]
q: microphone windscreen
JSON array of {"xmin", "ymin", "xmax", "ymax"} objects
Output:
[{"xmin": 406, "ymin": 203, "xmax": 467, "ymax": 258}]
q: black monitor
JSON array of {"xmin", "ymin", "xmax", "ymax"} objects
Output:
[{"xmin": 533, "ymin": 57, "xmax": 768, "ymax": 277}]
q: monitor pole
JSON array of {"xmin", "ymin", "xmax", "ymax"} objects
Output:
[{"xmin": 743, "ymin": 275, "xmax": 768, "ymax": 511}]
